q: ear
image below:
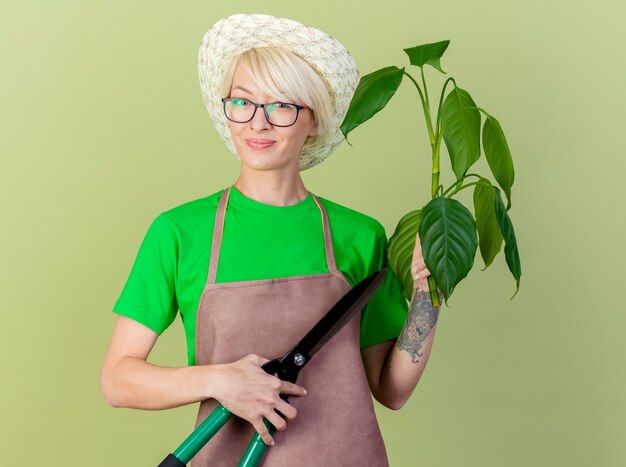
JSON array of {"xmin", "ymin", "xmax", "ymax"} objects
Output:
[{"xmin": 308, "ymin": 115, "xmax": 319, "ymax": 137}]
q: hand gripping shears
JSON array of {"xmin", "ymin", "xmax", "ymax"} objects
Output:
[{"xmin": 157, "ymin": 267, "xmax": 387, "ymax": 467}]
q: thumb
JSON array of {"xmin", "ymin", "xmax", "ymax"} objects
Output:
[
  {"xmin": 245, "ymin": 354, "xmax": 270, "ymax": 366},
  {"xmin": 255, "ymin": 355, "xmax": 271, "ymax": 366}
]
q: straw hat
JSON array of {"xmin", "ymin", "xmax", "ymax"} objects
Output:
[{"xmin": 198, "ymin": 13, "xmax": 360, "ymax": 171}]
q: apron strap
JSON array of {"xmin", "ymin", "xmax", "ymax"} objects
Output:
[
  {"xmin": 311, "ymin": 193, "xmax": 339, "ymax": 274},
  {"xmin": 207, "ymin": 186, "xmax": 230, "ymax": 284},
  {"xmin": 207, "ymin": 186, "xmax": 339, "ymax": 284}
]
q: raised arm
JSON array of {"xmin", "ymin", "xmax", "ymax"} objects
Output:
[{"xmin": 361, "ymin": 233, "xmax": 441, "ymax": 410}]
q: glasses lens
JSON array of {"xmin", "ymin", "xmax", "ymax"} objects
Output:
[
  {"xmin": 265, "ymin": 103, "xmax": 299, "ymax": 126},
  {"xmin": 224, "ymin": 98, "xmax": 255, "ymax": 123},
  {"xmin": 223, "ymin": 99, "xmax": 300, "ymax": 126}
]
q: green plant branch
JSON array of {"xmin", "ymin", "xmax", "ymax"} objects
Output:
[
  {"xmin": 441, "ymin": 173, "xmax": 483, "ymax": 197},
  {"xmin": 402, "ymin": 71, "xmax": 435, "ymax": 142},
  {"xmin": 420, "ymin": 66, "xmax": 431, "ymax": 119},
  {"xmin": 431, "ymin": 133, "xmax": 445, "ymax": 198},
  {"xmin": 431, "ymin": 150, "xmax": 440, "ymax": 198},
  {"xmin": 445, "ymin": 181, "xmax": 481, "ymax": 198},
  {"xmin": 430, "ymin": 78, "xmax": 460, "ymax": 200},
  {"xmin": 435, "ymin": 77, "xmax": 457, "ymax": 135}
]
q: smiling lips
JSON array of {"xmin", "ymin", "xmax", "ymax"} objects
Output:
[{"xmin": 246, "ymin": 138, "xmax": 275, "ymax": 150}]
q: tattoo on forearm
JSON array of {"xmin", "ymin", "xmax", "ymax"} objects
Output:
[{"xmin": 396, "ymin": 287, "xmax": 441, "ymax": 364}]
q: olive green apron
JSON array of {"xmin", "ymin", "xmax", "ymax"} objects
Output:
[{"xmin": 191, "ymin": 186, "xmax": 389, "ymax": 466}]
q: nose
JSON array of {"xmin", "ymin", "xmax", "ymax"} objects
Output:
[{"xmin": 249, "ymin": 105, "xmax": 272, "ymax": 131}]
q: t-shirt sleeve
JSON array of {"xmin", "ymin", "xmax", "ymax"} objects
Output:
[
  {"xmin": 112, "ymin": 213, "xmax": 179, "ymax": 334},
  {"xmin": 359, "ymin": 222, "xmax": 409, "ymax": 348}
]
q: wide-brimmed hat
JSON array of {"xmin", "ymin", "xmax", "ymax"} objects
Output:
[{"xmin": 198, "ymin": 13, "xmax": 360, "ymax": 171}]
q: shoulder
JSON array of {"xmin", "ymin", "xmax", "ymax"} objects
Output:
[
  {"xmin": 155, "ymin": 188, "xmax": 225, "ymax": 233},
  {"xmin": 316, "ymin": 196, "xmax": 389, "ymax": 284},
  {"xmin": 317, "ymin": 195, "xmax": 386, "ymax": 241}
]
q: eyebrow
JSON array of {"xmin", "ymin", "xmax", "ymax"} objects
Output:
[
  {"xmin": 230, "ymin": 86, "xmax": 292, "ymax": 102},
  {"xmin": 231, "ymin": 86, "xmax": 252, "ymax": 94}
]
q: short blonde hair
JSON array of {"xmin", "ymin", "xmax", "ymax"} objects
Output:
[{"xmin": 220, "ymin": 47, "xmax": 335, "ymax": 138}]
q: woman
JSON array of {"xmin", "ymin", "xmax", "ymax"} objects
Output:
[{"xmin": 101, "ymin": 13, "xmax": 441, "ymax": 466}]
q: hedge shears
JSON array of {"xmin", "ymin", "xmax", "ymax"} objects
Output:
[{"xmin": 157, "ymin": 267, "xmax": 387, "ymax": 467}]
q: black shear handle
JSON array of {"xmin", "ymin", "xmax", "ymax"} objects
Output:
[{"xmin": 158, "ymin": 454, "xmax": 186, "ymax": 467}]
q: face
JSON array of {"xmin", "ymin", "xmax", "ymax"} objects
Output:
[{"xmin": 226, "ymin": 65, "xmax": 317, "ymax": 172}]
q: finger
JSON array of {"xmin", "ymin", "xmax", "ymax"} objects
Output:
[
  {"xmin": 277, "ymin": 400, "xmax": 297, "ymax": 421},
  {"xmin": 414, "ymin": 234, "xmax": 422, "ymax": 250},
  {"xmin": 281, "ymin": 381, "xmax": 307, "ymax": 396},
  {"xmin": 252, "ymin": 419, "xmax": 275, "ymax": 446},
  {"xmin": 413, "ymin": 265, "xmax": 431, "ymax": 281},
  {"xmin": 413, "ymin": 248, "xmax": 421, "ymax": 262},
  {"xmin": 412, "ymin": 264, "xmax": 424, "ymax": 278},
  {"xmin": 248, "ymin": 354, "xmax": 269, "ymax": 366},
  {"xmin": 265, "ymin": 410, "xmax": 287, "ymax": 432}
]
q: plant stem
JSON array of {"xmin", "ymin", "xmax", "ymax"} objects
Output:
[
  {"xmin": 441, "ymin": 173, "xmax": 483, "ymax": 197},
  {"xmin": 431, "ymin": 155, "xmax": 440, "ymax": 199},
  {"xmin": 428, "ymin": 68, "xmax": 441, "ymax": 307},
  {"xmin": 435, "ymin": 77, "xmax": 457, "ymax": 135},
  {"xmin": 426, "ymin": 276, "xmax": 440, "ymax": 307},
  {"xmin": 428, "ymin": 138, "xmax": 442, "ymax": 307},
  {"xmin": 403, "ymin": 71, "xmax": 435, "ymax": 143},
  {"xmin": 445, "ymin": 181, "xmax": 481, "ymax": 198},
  {"xmin": 420, "ymin": 66, "xmax": 431, "ymax": 119}
]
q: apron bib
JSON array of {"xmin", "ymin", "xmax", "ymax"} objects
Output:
[{"xmin": 191, "ymin": 186, "xmax": 389, "ymax": 466}]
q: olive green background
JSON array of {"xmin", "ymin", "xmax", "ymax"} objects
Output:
[{"xmin": 2, "ymin": 0, "xmax": 625, "ymax": 465}]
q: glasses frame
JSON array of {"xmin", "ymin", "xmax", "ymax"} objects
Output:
[{"xmin": 221, "ymin": 97, "xmax": 307, "ymax": 128}]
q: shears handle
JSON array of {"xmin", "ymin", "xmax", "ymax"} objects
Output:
[
  {"xmin": 157, "ymin": 358, "xmax": 292, "ymax": 466},
  {"xmin": 237, "ymin": 418, "xmax": 277, "ymax": 466},
  {"xmin": 157, "ymin": 403, "xmax": 233, "ymax": 466},
  {"xmin": 237, "ymin": 391, "xmax": 290, "ymax": 467}
]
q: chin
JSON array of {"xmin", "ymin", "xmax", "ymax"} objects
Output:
[
  {"xmin": 239, "ymin": 155, "xmax": 292, "ymax": 172},
  {"xmin": 237, "ymin": 149, "xmax": 298, "ymax": 172}
]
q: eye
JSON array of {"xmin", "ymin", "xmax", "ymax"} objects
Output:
[
  {"xmin": 231, "ymin": 98, "xmax": 249, "ymax": 107},
  {"xmin": 269, "ymin": 102, "xmax": 295, "ymax": 112}
]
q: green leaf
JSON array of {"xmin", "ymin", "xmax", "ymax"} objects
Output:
[
  {"xmin": 493, "ymin": 188, "xmax": 522, "ymax": 298},
  {"xmin": 440, "ymin": 87, "xmax": 481, "ymax": 180},
  {"xmin": 483, "ymin": 115, "xmax": 515, "ymax": 210},
  {"xmin": 388, "ymin": 209, "xmax": 422, "ymax": 301},
  {"xmin": 418, "ymin": 197, "xmax": 478, "ymax": 303},
  {"xmin": 403, "ymin": 40, "xmax": 450, "ymax": 73},
  {"xmin": 340, "ymin": 66, "xmax": 405, "ymax": 142},
  {"xmin": 473, "ymin": 179, "xmax": 503, "ymax": 270}
]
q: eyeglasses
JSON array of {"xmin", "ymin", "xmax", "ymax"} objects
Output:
[{"xmin": 221, "ymin": 98, "xmax": 307, "ymax": 127}]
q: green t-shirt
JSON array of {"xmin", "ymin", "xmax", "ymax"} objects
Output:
[{"xmin": 113, "ymin": 186, "xmax": 408, "ymax": 365}]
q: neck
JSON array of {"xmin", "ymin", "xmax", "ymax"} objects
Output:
[{"xmin": 233, "ymin": 169, "xmax": 310, "ymax": 207}]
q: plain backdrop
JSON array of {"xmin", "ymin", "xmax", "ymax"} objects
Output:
[{"xmin": 1, "ymin": 1, "xmax": 625, "ymax": 465}]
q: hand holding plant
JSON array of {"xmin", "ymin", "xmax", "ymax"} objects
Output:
[
  {"xmin": 410, "ymin": 234, "xmax": 431, "ymax": 290},
  {"xmin": 341, "ymin": 40, "xmax": 522, "ymax": 307}
]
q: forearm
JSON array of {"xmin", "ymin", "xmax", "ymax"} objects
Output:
[
  {"xmin": 379, "ymin": 285, "xmax": 442, "ymax": 409},
  {"xmin": 101, "ymin": 356, "xmax": 222, "ymax": 410}
]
